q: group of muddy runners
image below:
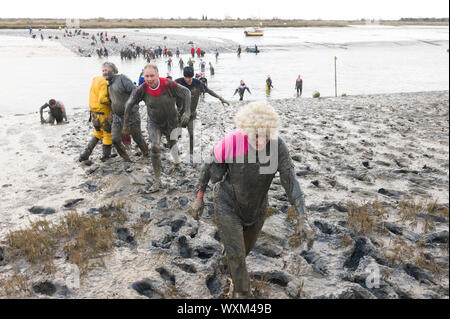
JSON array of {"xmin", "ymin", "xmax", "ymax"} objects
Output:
[{"xmin": 39, "ymin": 60, "xmax": 314, "ymax": 298}]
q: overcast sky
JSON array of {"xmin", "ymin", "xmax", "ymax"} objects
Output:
[{"xmin": 1, "ymin": 0, "xmax": 448, "ymax": 20}]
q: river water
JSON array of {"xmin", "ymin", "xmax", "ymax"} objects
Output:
[{"xmin": 0, "ymin": 25, "xmax": 448, "ymax": 115}]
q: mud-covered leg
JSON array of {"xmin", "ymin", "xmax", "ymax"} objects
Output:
[
  {"xmin": 188, "ymin": 120, "xmax": 194, "ymax": 157},
  {"xmin": 79, "ymin": 136, "xmax": 99, "ymax": 162},
  {"xmin": 111, "ymin": 117, "xmax": 131, "ymax": 162},
  {"xmin": 243, "ymin": 206, "xmax": 267, "ymax": 256},
  {"xmin": 48, "ymin": 114, "xmax": 56, "ymax": 124},
  {"xmin": 130, "ymin": 120, "xmax": 149, "ymax": 157},
  {"xmin": 214, "ymin": 195, "xmax": 251, "ymax": 297},
  {"xmin": 101, "ymin": 116, "xmax": 113, "ymax": 162},
  {"xmin": 100, "ymin": 144, "xmax": 112, "ymax": 162},
  {"xmin": 149, "ymin": 122, "xmax": 162, "ymax": 192}
]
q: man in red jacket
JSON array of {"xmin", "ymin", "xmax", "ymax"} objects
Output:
[{"xmin": 190, "ymin": 46, "xmax": 195, "ymax": 58}]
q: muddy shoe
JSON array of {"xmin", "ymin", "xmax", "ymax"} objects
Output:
[
  {"xmin": 233, "ymin": 290, "xmax": 253, "ymax": 299},
  {"xmin": 79, "ymin": 151, "xmax": 90, "ymax": 162},
  {"xmin": 147, "ymin": 180, "xmax": 162, "ymax": 193},
  {"xmin": 100, "ymin": 145, "xmax": 112, "ymax": 162},
  {"xmin": 223, "ymin": 277, "xmax": 233, "ymax": 299},
  {"xmin": 123, "ymin": 142, "xmax": 131, "ymax": 152}
]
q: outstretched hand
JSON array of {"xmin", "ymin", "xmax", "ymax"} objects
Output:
[
  {"xmin": 180, "ymin": 113, "xmax": 190, "ymax": 127},
  {"xmin": 221, "ymin": 99, "xmax": 230, "ymax": 106},
  {"xmin": 295, "ymin": 212, "xmax": 315, "ymax": 250},
  {"xmin": 189, "ymin": 198, "xmax": 205, "ymax": 221}
]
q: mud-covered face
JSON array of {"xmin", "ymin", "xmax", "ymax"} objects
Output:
[
  {"xmin": 184, "ymin": 77, "xmax": 193, "ymax": 85},
  {"xmin": 144, "ymin": 67, "xmax": 159, "ymax": 88},
  {"xmin": 247, "ymin": 132, "xmax": 268, "ymax": 151},
  {"xmin": 102, "ymin": 66, "xmax": 114, "ymax": 80}
]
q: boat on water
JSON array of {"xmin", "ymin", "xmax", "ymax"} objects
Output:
[{"xmin": 244, "ymin": 28, "xmax": 264, "ymax": 36}]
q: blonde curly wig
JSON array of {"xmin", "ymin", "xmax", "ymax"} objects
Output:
[{"xmin": 234, "ymin": 101, "xmax": 280, "ymax": 139}]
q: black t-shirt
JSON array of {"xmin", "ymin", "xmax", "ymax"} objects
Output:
[
  {"xmin": 175, "ymin": 78, "xmax": 207, "ymax": 94},
  {"xmin": 175, "ymin": 77, "xmax": 207, "ymax": 117}
]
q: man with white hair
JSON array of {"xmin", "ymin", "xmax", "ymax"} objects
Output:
[
  {"xmin": 102, "ymin": 61, "xmax": 149, "ymax": 162},
  {"xmin": 191, "ymin": 101, "xmax": 314, "ymax": 298},
  {"xmin": 124, "ymin": 63, "xmax": 191, "ymax": 192}
]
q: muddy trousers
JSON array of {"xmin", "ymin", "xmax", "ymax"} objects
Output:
[
  {"xmin": 47, "ymin": 113, "xmax": 63, "ymax": 124},
  {"xmin": 92, "ymin": 113, "xmax": 112, "ymax": 146},
  {"xmin": 148, "ymin": 122, "xmax": 180, "ymax": 182},
  {"xmin": 296, "ymin": 87, "xmax": 302, "ymax": 96},
  {"xmin": 79, "ymin": 136, "xmax": 99, "ymax": 161},
  {"xmin": 213, "ymin": 193, "xmax": 267, "ymax": 295},
  {"xmin": 111, "ymin": 113, "xmax": 149, "ymax": 161},
  {"xmin": 185, "ymin": 120, "xmax": 194, "ymax": 156}
]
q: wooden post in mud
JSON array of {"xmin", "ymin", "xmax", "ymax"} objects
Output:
[{"xmin": 334, "ymin": 56, "xmax": 338, "ymax": 97}]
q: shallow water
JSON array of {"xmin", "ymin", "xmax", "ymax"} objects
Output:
[{"xmin": 0, "ymin": 25, "xmax": 448, "ymax": 115}]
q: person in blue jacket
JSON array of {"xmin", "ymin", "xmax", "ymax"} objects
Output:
[{"xmin": 138, "ymin": 69, "xmax": 145, "ymax": 86}]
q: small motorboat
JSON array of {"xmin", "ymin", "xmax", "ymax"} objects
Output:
[{"xmin": 244, "ymin": 28, "xmax": 264, "ymax": 36}]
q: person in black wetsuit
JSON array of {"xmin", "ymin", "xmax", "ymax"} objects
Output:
[
  {"xmin": 190, "ymin": 101, "xmax": 315, "ymax": 298},
  {"xmin": 175, "ymin": 66, "xmax": 230, "ymax": 158},
  {"xmin": 233, "ymin": 80, "xmax": 251, "ymax": 101},
  {"xmin": 40, "ymin": 99, "xmax": 68, "ymax": 124}
]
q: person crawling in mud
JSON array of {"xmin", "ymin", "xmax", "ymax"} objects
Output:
[
  {"xmin": 190, "ymin": 101, "xmax": 315, "ymax": 298},
  {"xmin": 175, "ymin": 66, "xmax": 230, "ymax": 158},
  {"xmin": 102, "ymin": 61, "xmax": 149, "ymax": 163},
  {"xmin": 39, "ymin": 99, "xmax": 68, "ymax": 124},
  {"xmin": 124, "ymin": 63, "xmax": 191, "ymax": 193}
]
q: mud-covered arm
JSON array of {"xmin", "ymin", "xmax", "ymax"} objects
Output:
[
  {"xmin": 59, "ymin": 103, "xmax": 68, "ymax": 121},
  {"xmin": 124, "ymin": 85, "xmax": 145, "ymax": 123},
  {"xmin": 233, "ymin": 88, "xmax": 239, "ymax": 95},
  {"xmin": 197, "ymin": 152, "xmax": 227, "ymax": 194},
  {"xmin": 206, "ymin": 86, "xmax": 229, "ymax": 105},
  {"xmin": 40, "ymin": 103, "xmax": 49, "ymax": 120},
  {"xmin": 277, "ymin": 138, "xmax": 306, "ymax": 215},
  {"xmin": 246, "ymin": 86, "xmax": 252, "ymax": 94},
  {"xmin": 205, "ymin": 86, "xmax": 222, "ymax": 100},
  {"xmin": 170, "ymin": 81, "xmax": 191, "ymax": 116}
]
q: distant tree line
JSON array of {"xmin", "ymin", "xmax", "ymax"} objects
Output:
[{"xmin": 399, "ymin": 17, "xmax": 449, "ymax": 22}]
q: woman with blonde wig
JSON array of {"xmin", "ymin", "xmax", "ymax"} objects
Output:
[{"xmin": 191, "ymin": 101, "xmax": 314, "ymax": 298}]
